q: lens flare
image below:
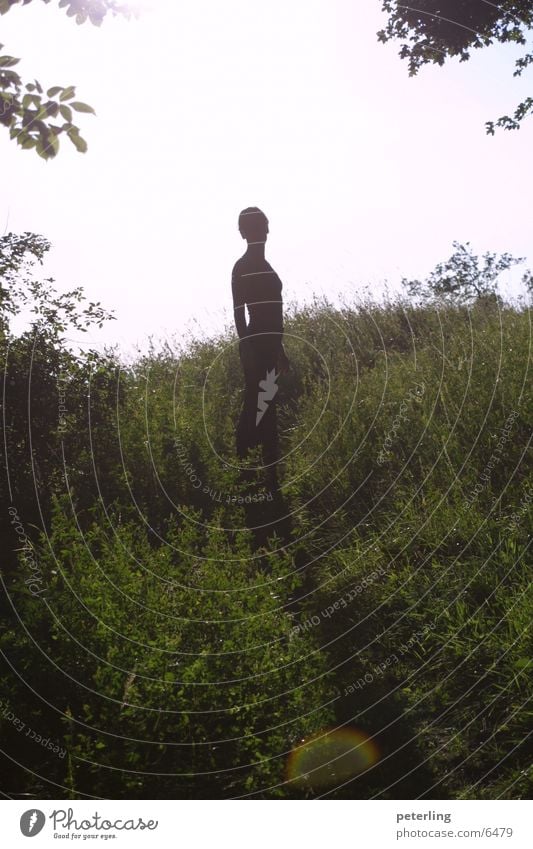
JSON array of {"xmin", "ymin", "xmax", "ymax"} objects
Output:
[{"xmin": 286, "ymin": 727, "xmax": 379, "ymax": 790}]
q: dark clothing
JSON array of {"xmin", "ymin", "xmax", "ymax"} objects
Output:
[
  {"xmin": 236, "ymin": 340, "xmax": 279, "ymax": 462},
  {"xmin": 231, "ymin": 256, "xmax": 283, "ymax": 342},
  {"xmin": 232, "ymin": 253, "xmax": 283, "ymax": 463}
]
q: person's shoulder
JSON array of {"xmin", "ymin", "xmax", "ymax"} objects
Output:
[{"xmin": 232, "ymin": 254, "xmax": 247, "ymax": 277}]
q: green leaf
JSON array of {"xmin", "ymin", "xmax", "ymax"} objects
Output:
[
  {"xmin": 47, "ymin": 86, "xmax": 63, "ymax": 98},
  {"xmin": 60, "ymin": 86, "xmax": 76, "ymax": 102},
  {"xmin": 70, "ymin": 101, "xmax": 96, "ymax": 115},
  {"xmin": 67, "ymin": 127, "xmax": 88, "ymax": 153},
  {"xmin": 45, "ymin": 130, "xmax": 60, "ymax": 157},
  {"xmin": 22, "ymin": 94, "xmax": 39, "ymax": 109},
  {"xmin": 45, "ymin": 101, "xmax": 59, "ymax": 118},
  {"xmin": 34, "ymin": 106, "xmax": 49, "ymax": 121},
  {"xmin": 35, "ymin": 138, "xmax": 48, "ymax": 159},
  {"xmin": 22, "ymin": 109, "xmax": 38, "ymax": 128},
  {"xmin": 0, "ymin": 55, "xmax": 20, "ymax": 68},
  {"xmin": 59, "ymin": 104, "xmax": 72, "ymax": 122},
  {"xmin": 16, "ymin": 130, "xmax": 29, "ymax": 146},
  {"xmin": 1, "ymin": 69, "xmax": 21, "ymax": 86}
]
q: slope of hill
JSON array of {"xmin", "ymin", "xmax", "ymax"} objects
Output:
[{"xmin": 1, "ymin": 294, "xmax": 531, "ymax": 799}]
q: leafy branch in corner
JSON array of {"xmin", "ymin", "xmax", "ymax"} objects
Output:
[
  {"xmin": 378, "ymin": 1, "xmax": 533, "ymax": 134},
  {"xmin": 0, "ymin": 0, "xmax": 134, "ymax": 159}
]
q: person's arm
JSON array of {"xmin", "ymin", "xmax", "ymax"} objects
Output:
[
  {"xmin": 231, "ymin": 270, "xmax": 248, "ymax": 339},
  {"xmin": 277, "ymin": 343, "xmax": 290, "ymax": 373},
  {"xmin": 275, "ymin": 273, "xmax": 290, "ymax": 373}
]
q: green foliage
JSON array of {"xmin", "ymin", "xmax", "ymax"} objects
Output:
[
  {"xmin": 378, "ymin": 1, "xmax": 533, "ymax": 133},
  {"xmin": 401, "ymin": 241, "xmax": 527, "ymax": 305},
  {"xmin": 1, "ymin": 235, "xmax": 532, "ymax": 798},
  {"xmin": 1, "ymin": 500, "xmax": 330, "ymax": 797},
  {"xmin": 0, "ymin": 231, "xmax": 113, "ymax": 334},
  {"xmin": 0, "ymin": 1, "xmax": 132, "ymax": 158}
]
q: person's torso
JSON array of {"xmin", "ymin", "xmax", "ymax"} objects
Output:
[{"xmin": 236, "ymin": 257, "xmax": 283, "ymax": 335}]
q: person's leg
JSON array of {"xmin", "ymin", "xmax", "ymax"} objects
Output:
[
  {"xmin": 236, "ymin": 345, "xmax": 260, "ymax": 459},
  {"xmin": 255, "ymin": 340, "xmax": 281, "ymax": 484}
]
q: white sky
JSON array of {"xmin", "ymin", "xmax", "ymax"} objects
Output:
[{"xmin": 2, "ymin": 0, "xmax": 532, "ymax": 353}]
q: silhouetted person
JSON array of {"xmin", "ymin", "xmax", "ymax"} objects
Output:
[{"xmin": 232, "ymin": 207, "xmax": 289, "ymax": 485}]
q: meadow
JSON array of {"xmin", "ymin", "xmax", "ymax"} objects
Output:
[{"xmin": 1, "ymin": 270, "xmax": 531, "ymax": 799}]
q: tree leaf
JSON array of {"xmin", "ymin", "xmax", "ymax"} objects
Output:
[
  {"xmin": 60, "ymin": 86, "xmax": 76, "ymax": 102},
  {"xmin": 0, "ymin": 55, "xmax": 20, "ymax": 67},
  {"xmin": 35, "ymin": 137, "xmax": 48, "ymax": 159},
  {"xmin": 22, "ymin": 93, "xmax": 40, "ymax": 109},
  {"xmin": 70, "ymin": 101, "xmax": 95, "ymax": 115},
  {"xmin": 67, "ymin": 127, "xmax": 88, "ymax": 153},
  {"xmin": 1, "ymin": 69, "xmax": 21, "ymax": 86},
  {"xmin": 45, "ymin": 130, "xmax": 60, "ymax": 157},
  {"xmin": 45, "ymin": 101, "xmax": 59, "ymax": 117}
]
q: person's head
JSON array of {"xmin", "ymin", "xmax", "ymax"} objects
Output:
[{"xmin": 238, "ymin": 207, "xmax": 269, "ymax": 244}]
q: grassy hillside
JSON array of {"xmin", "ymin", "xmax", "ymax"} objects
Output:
[{"xmin": 1, "ymin": 294, "xmax": 531, "ymax": 799}]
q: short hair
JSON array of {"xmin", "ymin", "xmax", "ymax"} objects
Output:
[{"xmin": 238, "ymin": 207, "xmax": 268, "ymax": 242}]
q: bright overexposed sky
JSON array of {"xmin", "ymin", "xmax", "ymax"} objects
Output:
[{"xmin": 2, "ymin": 0, "xmax": 532, "ymax": 353}]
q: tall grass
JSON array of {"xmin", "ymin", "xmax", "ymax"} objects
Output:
[{"xmin": 1, "ymin": 294, "xmax": 531, "ymax": 798}]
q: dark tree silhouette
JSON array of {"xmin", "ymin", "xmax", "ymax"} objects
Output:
[{"xmin": 378, "ymin": 1, "xmax": 533, "ymax": 133}]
